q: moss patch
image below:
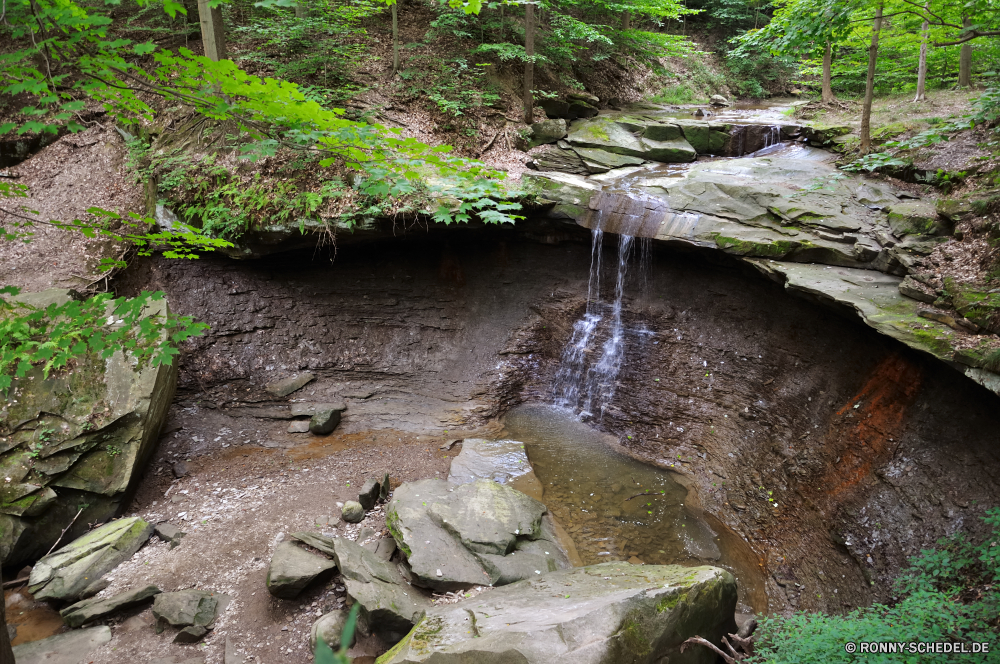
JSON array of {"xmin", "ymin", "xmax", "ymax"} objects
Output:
[{"xmin": 712, "ymin": 234, "xmax": 796, "ymax": 258}]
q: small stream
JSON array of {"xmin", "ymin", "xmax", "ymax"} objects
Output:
[{"xmin": 502, "ymin": 403, "xmax": 765, "ymax": 612}]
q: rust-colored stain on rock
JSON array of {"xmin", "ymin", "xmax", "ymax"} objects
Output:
[{"xmin": 825, "ymin": 353, "xmax": 923, "ymax": 497}]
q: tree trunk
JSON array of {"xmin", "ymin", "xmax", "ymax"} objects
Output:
[
  {"xmin": 0, "ymin": 568, "xmax": 14, "ymax": 664},
  {"xmin": 859, "ymin": 2, "xmax": 883, "ymax": 154},
  {"xmin": 821, "ymin": 40, "xmax": 835, "ymax": 102},
  {"xmin": 622, "ymin": 10, "xmax": 630, "ymax": 30},
  {"xmin": 294, "ymin": 1, "xmax": 306, "ymax": 18},
  {"xmin": 196, "ymin": 0, "xmax": 226, "ymax": 61},
  {"xmin": 523, "ymin": 2, "xmax": 535, "ymax": 125},
  {"xmin": 914, "ymin": 4, "xmax": 929, "ymax": 101},
  {"xmin": 392, "ymin": 2, "xmax": 399, "ymax": 75},
  {"xmin": 959, "ymin": 16, "xmax": 972, "ymax": 86}
]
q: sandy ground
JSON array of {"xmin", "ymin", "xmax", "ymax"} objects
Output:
[{"xmin": 14, "ymin": 426, "xmax": 469, "ymax": 664}]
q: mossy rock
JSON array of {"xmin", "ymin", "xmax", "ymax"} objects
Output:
[
  {"xmin": 0, "ymin": 290, "xmax": 177, "ymax": 566},
  {"xmin": 945, "ymin": 278, "xmax": 1000, "ymax": 334},
  {"xmin": 887, "ymin": 200, "xmax": 951, "ymax": 237},
  {"xmin": 379, "ymin": 563, "xmax": 737, "ymax": 664}
]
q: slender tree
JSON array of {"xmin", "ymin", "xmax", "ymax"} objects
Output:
[
  {"xmin": 958, "ymin": 15, "xmax": 972, "ymax": 85},
  {"xmin": 914, "ymin": 2, "xmax": 929, "ymax": 101},
  {"xmin": 523, "ymin": 1, "xmax": 535, "ymax": 125},
  {"xmin": 821, "ymin": 40, "xmax": 835, "ymax": 102},
  {"xmin": 196, "ymin": 0, "xmax": 226, "ymax": 61},
  {"xmin": 392, "ymin": 0, "xmax": 400, "ymax": 75},
  {"xmin": 860, "ymin": 2, "xmax": 884, "ymax": 154}
]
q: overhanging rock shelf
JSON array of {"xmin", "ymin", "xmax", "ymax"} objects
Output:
[{"xmin": 523, "ymin": 113, "xmax": 1000, "ymax": 399}]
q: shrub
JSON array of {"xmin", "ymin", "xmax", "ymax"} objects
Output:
[{"xmin": 748, "ymin": 509, "xmax": 1000, "ymax": 663}]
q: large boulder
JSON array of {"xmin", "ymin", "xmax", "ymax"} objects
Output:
[
  {"xmin": 27, "ymin": 516, "xmax": 154, "ymax": 601},
  {"xmin": 887, "ymin": 199, "xmax": 952, "ymax": 237},
  {"xmin": 266, "ymin": 540, "xmax": 336, "ymax": 599},
  {"xmin": 386, "ymin": 478, "xmax": 570, "ymax": 592},
  {"xmin": 0, "ymin": 290, "xmax": 177, "ymax": 566},
  {"xmin": 152, "ymin": 589, "xmax": 221, "ymax": 628},
  {"xmin": 60, "ymin": 584, "xmax": 161, "ymax": 628},
  {"xmin": 332, "ymin": 536, "xmax": 430, "ymax": 642},
  {"xmin": 380, "ymin": 563, "xmax": 738, "ymax": 664},
  {"xmin": 520, "ymin": 119, "xmax": 568, "ymax": 150},
  {"xmin": 566, "ymin": 117, "xmax": 696, "ymax": 163}
]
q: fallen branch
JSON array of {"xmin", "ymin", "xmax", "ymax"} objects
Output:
[
  {"xmin": 681, "ymin": 636, "xmax": 737, "ymax": 664},
  {"xmin": 46, "ymin": 507, "xmax": 84, "ymax": 556}
]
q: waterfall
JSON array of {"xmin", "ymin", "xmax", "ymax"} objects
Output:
[{"xmin": 553, "ymin": 231, "xmax": 635, "ymax": 419}]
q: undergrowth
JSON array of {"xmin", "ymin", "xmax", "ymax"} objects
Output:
[{"xmin": 749, "ymin": 508, "xmax": 1000, "ymax": 663}]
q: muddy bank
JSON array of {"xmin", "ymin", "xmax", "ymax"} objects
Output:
[{"xmin": 112, "ymin": 221, "xmax": 1000, "ymax": 623}]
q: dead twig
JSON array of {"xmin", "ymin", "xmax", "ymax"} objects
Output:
[
  {"xmin": 46, "ymin": 507, "xmax": 84, "ymax": 556},
  {"xmin": 681, "ymin": 636, "xmax": 737, "ymax": 664}
]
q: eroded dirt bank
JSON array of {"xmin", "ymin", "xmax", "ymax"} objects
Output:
[{"xmin": 95, "ymin": 221, "xmax": 1000, "ymax": 661}]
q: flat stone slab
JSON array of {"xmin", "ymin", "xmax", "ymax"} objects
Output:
[
  {"xmin": 12, "ymin": 626, "xmax": 112, "ymax": 664},
  {"xmin": 290, "ymin": 402, "xmax": 347, "ymax": 417},
  {"xmin": 265, "ymin": 372, "xmax": 315, "ymax": 397},
  {"xmin": 447, "ymin": 439, "xmax": 533, "ymax": 487},
  {"xmin": 61, "ymin": 583, "xmax": 161, "ymax": 628},
  {"xmin": 381, "ymin": 563, "xmax": 737, "ymax": 664},
  {"xmin": 266, "ymin": 540, "xmax": 336, "ymax": 599},
  {"xmin": 28, "ymin": 516, "xmax": 154, "ymax": 601}
]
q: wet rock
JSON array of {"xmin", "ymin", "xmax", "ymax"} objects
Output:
[
  {"xmin": 802, "ymin": 123, "xmax": 852, "ymax": 145},
  {"xmin": 172, "ymin": 460, "xmax": 190, "ymax": 478},
  {"xmin": 28, "ymin": 516, "xmax": 154, "ymax": 601},
  {"xmin": 528, "ymin": 144, "xmax": 590, "ymax": 175},
  {"xmin": 381, "ymin": 563, "xmax": 737, "ymax": 664},
  {"xmin": 679, "ymin": 123, "xmax": 729, "ymax": 155},
  {"xmin": 60, "ymin": 584, "xmax": 161, "ymax": 628},
  {"xmin": 265, "ymin": 372, "xmax": 315, "ymax": 397},
  {"xmin": 152, "ymin": 590, "xmax": 220, "ymax": 628},
  {"xmin": 387, "ymin": 478, "xmax": 569, "ymax": 591},
  {"xmin": 11, "ymin": 625, "xmax": 112, "ymax": 664},
  {"xmin": 341, "ymin": 500, "xmax": 365, "ymax": 523},
  {"xmin": 309, "ymin": 409, "xmax": 341, "ymax": 435},
  {"xmin": 174, "ymin": 625, "xmax": 209, "ymax": 643},
  {"xmin": 566, "ymin": 117, "xmax": 696, "ymax": 163},
  {"xmin": 0, "ymin": 291, "xmax": 177, "ymax": 566},
  {"xmin": 358, "ymin": 477, "xmax": 382, "ymax": 510},
  {"xmin": 311, "ymin": 610, "xmax": 356, "ymax": 651},
  {"xmin": 447, "ymin": 439, "xmax": 533, "ymax": 486},
  {"xmin": 522, "ymin": 170, "xmax": 601, "ymax": 222},
  {"xmin": 266, "ymin": 541, "xmax": 336, "ymax": 599},
  {"xmin": 572, "ymin": 147, "xmax": 646, "ymax": 174},
  {"xmin": 333, "ymin": 537, "xmax": 430, "ymax": 640},
  {"xmin": 710, "ymin": 94, "xmax": 730, "ymax": 106},
  {"xmin": 287, "ymin": 420, "xmax": 311, "ymax": 434}
]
